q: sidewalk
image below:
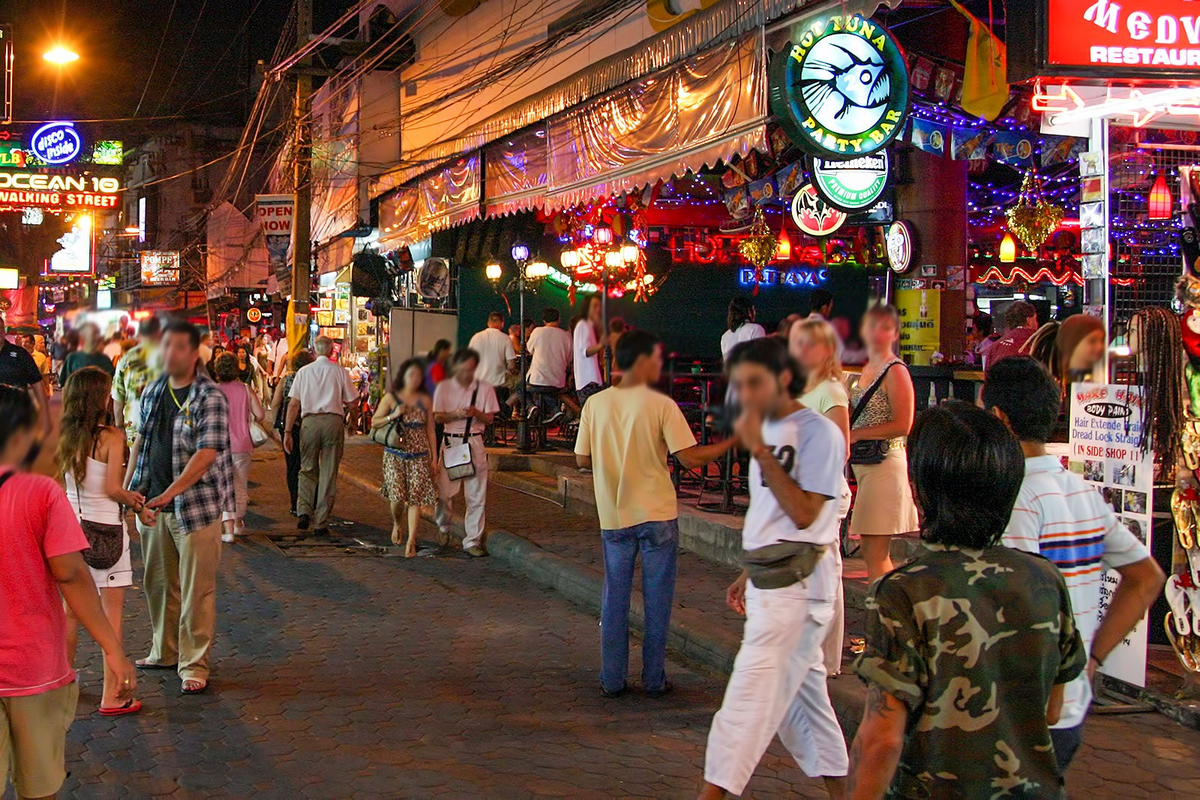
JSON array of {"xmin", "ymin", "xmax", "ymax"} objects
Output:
[{"xmin": 339, "ymin": 438, "xmax": 1200, "ymax": 797}]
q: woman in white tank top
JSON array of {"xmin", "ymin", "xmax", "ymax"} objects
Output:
[{"xmin": 56, "ymin": 367, "xmax": 146, "ymax": 716}]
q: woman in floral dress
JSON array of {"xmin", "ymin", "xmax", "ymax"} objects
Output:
[{"xmin": 372, "ymin": 358, "xmax": 439, "ymax": 556}]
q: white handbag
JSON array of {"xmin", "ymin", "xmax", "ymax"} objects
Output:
[
  {"xmin": 441, "ymin": 385, "xmax": 478, "ymax": 481},
  {"xmin": 247, "ymin": 384, "xmax": 268, "ymax": 448}
]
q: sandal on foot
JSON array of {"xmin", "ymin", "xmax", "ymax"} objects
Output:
[
  {"xmin": 136, "ymin": 659, "xmax": 177, "ymax": 670},
  {"xmin": 98, "ymin": 699, "xmax": 142, "ymax": 717},
  {"xmin": 181, "ymin": 678, "xmax": 208, "ymax": 695}
]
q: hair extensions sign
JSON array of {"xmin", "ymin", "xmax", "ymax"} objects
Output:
[
  {"xmin": 769, "ymin": 14, "xmax": 910, "ymax": 158},
  {"xmin": 1066, "ymin": 382, "xmax": 1154, "ymax": 686}
]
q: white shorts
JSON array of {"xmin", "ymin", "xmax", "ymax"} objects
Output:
[{"xmin": 89, "ymin": 530, "xmax": 133, "ymax": 590}]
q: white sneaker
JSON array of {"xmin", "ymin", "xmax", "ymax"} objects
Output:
[{"xmin": 221, "ymin": 532, "xmax": 235, "ymax": 543}]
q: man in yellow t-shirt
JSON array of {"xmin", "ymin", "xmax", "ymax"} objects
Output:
[{"xmin": 575, "ymin": 329, "xmax": 734, "ymax": 698}]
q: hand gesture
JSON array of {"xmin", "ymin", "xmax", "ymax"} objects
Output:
[
  {"xmin": 107, "ymin": 651, "xmax": 137, "ymax": 703},
  {"xmin": 734, "ymin": 406, "xmax": 765, "ymax": 454},
  {"xmin": 726, "ymin": 571, "xmax": 749, "ymax": 616},
  {"xmin": 147, "ymin": 491, "xmax": 174, "ymax": 511},
  {"xmin": 137, "ymin": 506, "xmax": 159, "ymax": 527}
]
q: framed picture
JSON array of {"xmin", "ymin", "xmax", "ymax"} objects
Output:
[
  {"xmin": 1079, "ymin": 201, "xmax": 1104, "ymax": 229},
  {"xmin": 919, "ymin": 264, "xmax": 938, "ymax": 277},
  {"xmin": 1080, "ymin": 151, "xmax": 1104, "ymax": 177},
  {"xmin": 1081, "ymin": 227, "xmax": 1107, "ymax": 254}
]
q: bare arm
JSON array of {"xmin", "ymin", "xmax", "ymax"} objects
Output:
[
  {"xmin": 576, "ymin": 454, "xmax": 592, "ymax": 470},
  {"xmin": 113, "ymin": 398, "xmax": 126, "ymax": 432},
  {"xmin": 29, "ymin": 382, "xmax": 51, "ymax": 436},
  {"xmin": 847, "ymin": 685, "xmax": 908, "ymax": 799},
  {"xmin": 370, "ymin": 393, "xmax": 397, "ymax": 428},
  {"xmin": 124, "ymin": 434, "xmax": 143, "ymax": 490},
  {"xmin": 674, "ymin": 438, "xmax": 736, "ymax": 470},
  {"xmin": 285, "ymin": 397, "xmax": 302, "ymax": 432},
  {"xmin": 249, "ymin": 390, "xmax": 266, "ymax": 423},
  {"xmin": 270, "ymin": 378, "xmax": 287, "ymax": 418},
  {"xmin": 49, "ymin": 552, "xmax": 136, "ymax": 701},
  {"xmin": 1047, "ymin": 683, "xmax": 1065, "ymax": 726},
  {"xmin": 1090, "ymin": 557, "xmax": 1165, "ymax": 675},
  {"xmin": 147, "ymin": 449, "xmax": 219, "ymax": 508},
  {"xmin": 825, "ymin": 404, "xmax": 851, "ymax": 460},
  {"xmin": 101, "ymin": 429, "xmax": 144, "ymax": 509},
  {"xmin": 424, "ymin": 395, "xmax": 439, "ymax": 475},
  {"xmin": 850, "ymin": 367, "xmax": 915, "ymax": 443}
]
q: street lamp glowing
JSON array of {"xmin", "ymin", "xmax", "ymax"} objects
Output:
[
  {"xmin": 485, "ymin": 262, "xmax": 502, "ymax": 282},
  {"xmin": 43, "ymin": 47, "xmax": 80, "ymax": 65}
]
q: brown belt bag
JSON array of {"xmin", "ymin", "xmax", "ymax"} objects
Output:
[{"xmin": 744, "ymin": 541, "xmax": 826, "ymax": 590}]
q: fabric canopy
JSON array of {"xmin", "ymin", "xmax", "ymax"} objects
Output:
[{"xmin": 378, "ymin": 156, "xmax": 480, "ymax": 248}]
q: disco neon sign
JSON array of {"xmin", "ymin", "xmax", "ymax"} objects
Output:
[{"xmin": 30, "ymin": 122, "xmax": 82, "ymax": 165}]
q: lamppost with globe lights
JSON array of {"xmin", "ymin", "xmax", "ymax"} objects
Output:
[{"xmin": 489, "ymin": 242, "xmax": 548, "ymax": 453}]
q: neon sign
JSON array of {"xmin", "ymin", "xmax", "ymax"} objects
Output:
[
  {"xmin": 30, "ymin": 122, "xmax": 82, "ymax": 165},
  {"xmin": 0, "ymin": 170, "xmax": 120, "ymax": 210},
  {"xmin": 739, "ymin": 267, "xmax": 829, "ymax": 288}
]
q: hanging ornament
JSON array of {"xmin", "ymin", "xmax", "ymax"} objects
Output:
[
  {"xmin": 738, "ymin": 207, "xmax": 779, "ymax": 292},
  {"xmin": 1005, "ymin": 169, "xmax": 1065, "ymax": 251}
]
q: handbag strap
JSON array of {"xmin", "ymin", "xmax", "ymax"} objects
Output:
[
  {"xmin": 850, "ymin": 361, "xmax": 899, "ymax": 428},
  {"xmin": 464, "ymin": 384, "xmax": 479, "ymax": 439}
]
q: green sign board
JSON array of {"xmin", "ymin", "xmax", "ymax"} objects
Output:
[
  {"xmin": 90, "ymin": 140, "xmax": 124, "ymax": 166},
  {"xmin": 809, "ymin": 151, "xmax": 889, "ymax": 212},
  {"xmin": 769, "ymin": 14, "xmax": 909, "ymax": 158}
]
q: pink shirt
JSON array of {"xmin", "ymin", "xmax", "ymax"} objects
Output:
[
  {"xmin": 219, "ymin": 382, "xmax": 254, "ymax": 453},
  {"xmin": 0, "ymin": 470, "xmax": 90, "ymax": 696},
  {"xmin": 433, "ymin": 378, "xmax": 499, "ymax": 436}
]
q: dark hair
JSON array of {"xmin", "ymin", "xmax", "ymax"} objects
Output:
[
  {"xmin": 212, "ymin": 352, "xmax": 241, "ymax": 383},
  {"xmin": 908, "ymin": 402, "xmax": 1025, "ymax": 548},
  {"xmin": 488, "ymin": 312, "xmax": 505, "ymax": 326},
  {"xmin": 0, "ymin": 384, "xmax": 38, "ymax": 454},
  {"xmin": 809, "ymin": 289, "xmax": 834, "ymax": 314},
  {"xmin": 974, "ymin": 312, "xmax": 994, "ymax": 338},
  {"xmin": 428, "ymin": 339, "xmax": 452, "ymax": 360},
  {"xmin": 162, "ymin": 319, "xmax": 201, "ymax": 350},
  {"xmin": 450, "ymin": 347, "xmax": 480, "ymax": 368},
  {"xmin": 615, "ymin": 329, "xmax": 660, "ymax": 371},
  {"xmin": 138, "ymin": 316, "xmax": 163, "ymax": 338},
  {"xmin": 981, "ymin": 356, "xmax": 1061, "ymax": 443},
  {"xmin": 727, "ymin": 297, "xmax": 755, "ymax": 333},
  {"xmin": 726, "ymin": 337, "xmax": 805, "ymax": 396},
  {"xmin": 864, "ymin": 303, "xmax": 900, "ymax": 330},
  {"xmin": 391, "ymin": 358, "xmax": 426, "ymax": 393},
  {"xmin": 1004, "ymin": 301, "xmax": 1037, "ymax": 329},
  {"xmin": 543, "ymin": 307, "xmax": 561, "ymax": 324},
  {"xmin": 291, "ymin": 351, "xmax": 315, "ymax": 372}
]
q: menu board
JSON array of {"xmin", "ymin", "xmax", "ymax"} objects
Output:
[{"xmin": 1067, "ymin": 382, "xmax": 1154, "ymax": 687}]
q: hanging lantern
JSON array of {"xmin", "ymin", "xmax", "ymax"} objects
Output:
[
  {"xmin": 738, "ymin": 207, "xmax": 779, "ymax": 292},
  {"xmin": 1148, "ymin": 172, "xmax": 1173, "ymax": 221},
  {"xmin": 1005, "ymin": 169, "xmax": 1065, "ymax": 250},
  {"xmin": 592, "ymin": 225, "xmax": 614, "ymax": 246},
  {"xmin": 999, "ymin": 232, "xmax": 1017, "ymax": 263},
  {"xmin": 776, "ymin": 228, "xmax": 792, "ymax": 261},
  {"xmin": 560, "ymin": 248, "xmax": 581, "ymax": 271}
]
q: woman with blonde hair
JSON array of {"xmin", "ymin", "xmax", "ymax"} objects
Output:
[
  {"xmin": 790, "ymin": 316, "xmax": 851, "ymax": 676},
  {"xmin": 847, "ymin": 305, "xmax": 919, "ymax": 581},
  {"xmin": 56, "ymin": 367, "xmax": 145, "ymax": 716}
]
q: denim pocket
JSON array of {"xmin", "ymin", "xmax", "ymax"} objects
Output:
[{"xmin": 639, "ymin": 519, "xmax": 679, "ymax": 549}]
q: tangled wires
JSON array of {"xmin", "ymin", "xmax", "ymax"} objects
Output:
[{"xmin": 1131, "ymin": 306, "xmax": 1185, "ymax": 476}]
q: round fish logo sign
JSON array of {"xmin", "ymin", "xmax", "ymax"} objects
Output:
[
  {"xmin": 769, "ymin": 14, "xmax": 909, "ymax": 158},
  {"xmin": 31, "ymin": 122, "xmax": 83, "ymax": 165}
]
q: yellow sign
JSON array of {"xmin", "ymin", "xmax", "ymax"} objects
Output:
[{"xmin": 895, "ymin": 288, "xmax": 940, "ymax": 366}]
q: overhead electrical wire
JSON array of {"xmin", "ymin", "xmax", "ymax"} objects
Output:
[
  {"xmin": 133, "ymin": 0, "xmax": 180, "ymax": 118},
  {"xmin": 154, "ymin": 0, "xmax": 211, "ymax": 117}
]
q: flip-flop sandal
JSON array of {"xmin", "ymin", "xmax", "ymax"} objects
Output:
[
  {"xmin": 136, "ymin": 660, "xmax": 177, "ymax": 670},
  {"xmin": 181, "ymin": 679, "xmax": 208, "ymax": 695},
  {"xmin": 98, "ymin": 699, "xmax": 142, "ymax": 717}
]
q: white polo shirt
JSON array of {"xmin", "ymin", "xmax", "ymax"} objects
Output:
[
  {"xmin": 288, "ymin": 355, "xmax": 356, "ymax": 416},
  {"xmin": 468, "ymin": 327, "xmax": 516, "ymax": 388},
  {"xmin": 526, "ymin": 325, "xmax": 573, "ymax": 388},
  {"xmin": 573, "ymin": 321, "xmax": 603, "ymax": 390}
]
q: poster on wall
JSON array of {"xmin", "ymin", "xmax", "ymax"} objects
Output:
[
  {"xmin": 894, "ymin": 287, "xmax": 941, "ymax": 365},
  {"xmin": 1067, "ymin": 382, "xmax": 1154, "ymax": 687}
]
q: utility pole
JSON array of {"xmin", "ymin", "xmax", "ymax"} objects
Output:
[{"xmin": 289, "ymin": 0, "xmax": 314, "ymax": 351}]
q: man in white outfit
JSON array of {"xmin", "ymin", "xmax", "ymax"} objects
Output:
[
  {"xmin": 700, "ymin": 337, "xmax": 848, "ymax": 799},
  {"xmin": 433, "ymin": 348, "xmax": 497, "ymax": 557}
]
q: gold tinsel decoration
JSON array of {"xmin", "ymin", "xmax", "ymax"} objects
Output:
[
  {"xmin": 1006, "ymin": 169, "xmax": 1065, "ymax": 250},
  {"xmin": 738, "ymin": 207, "xmax": 779, "ymax": 290}
]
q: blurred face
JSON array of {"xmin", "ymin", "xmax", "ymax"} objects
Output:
[
  {"xmin": 162, "ymin": 331, "xmax": 199, "ymax": 378},
  {"xmin": 1071, "ymin": 330, "xmax": 1106, "ymax": 370},
  {"xmin": 2, "ymin": 425, "xmax": 36, "ymax": 467},
  {"xmin": 862, "ymin": 313, "xmax": 898, "ymax": 354},
  {"xmin": 587, "ymin": 297, "xmax": 602, "ymax": 324},
  {"xmin": 632, "ymin": 344, "xmax": 665, "ymax": 384},
  {"xmin": 731, "ymin": 361, "xmax": 788, "ymax": 417},
  {"xmin": 792, "ymin": 329, "xmax": 832, "ymax": 377},
  {"xmin": 403, "ymin": 364, "xmax": 423, "ymax": 391},
  {"xmin": 454, "ymin": 358, "xmax": 478, "ymax": 385}
]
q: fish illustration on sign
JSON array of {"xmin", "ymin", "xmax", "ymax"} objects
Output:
[{"xmin": 801, "ymin": 37, "xmax": 892, "ymax": 134}]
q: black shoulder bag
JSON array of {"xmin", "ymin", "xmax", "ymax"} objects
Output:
[
  {"xmin": 69, "ymin": 468, "xmax": 125, "ymax": 571},
  {"xmin": 368, "ymin": 393, "xmax": 406, "ymax": 449},
  {"xmin": 848, "ymin": 362, "xmax": 899, "ymax": 466}
]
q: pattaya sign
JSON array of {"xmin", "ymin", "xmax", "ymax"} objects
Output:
[
  {"xmin": 0, "ymin": 170, "xmax": 120, "ymax": 210},
  {"xmin": 30, "ymin": 122, "xmax": 82, "ymax": 165},
  {"xmin": 810, "ymin": 152, "xmax": 889, "ymax": 212},
  {"xmin": 791, "ymin": 184, "xmax": 847, "ymax": 236},
  {"xmin": 769, "ymin": 14, "xmax": 909, "ymax": 158},
  {"xmin": 739, "ymin": 267, "xmax": 829, "ymax": 288}
]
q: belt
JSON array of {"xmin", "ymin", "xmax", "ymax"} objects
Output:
[
  {"xmin": 303, "ymin": 412, "xmax": 343, "ymax": 418},
  {"xmin": 444, "ymin": 432, "xmax": 481, "ymax": 439}
]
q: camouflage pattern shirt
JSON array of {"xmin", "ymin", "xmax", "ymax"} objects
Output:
[{"xmin": 855, "ymin": 543, "xmax": 1086, "ymax": 799}]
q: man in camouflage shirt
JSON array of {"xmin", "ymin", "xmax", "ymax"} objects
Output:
[
  {"xmin": 848, "ymin": 403, "xmax": 1086, "ymax": 799},
  {"xmin": 112, "ymin": 316, "xmax": 162, "ymax": 445}
]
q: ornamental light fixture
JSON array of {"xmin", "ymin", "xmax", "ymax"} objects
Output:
[
  {"xmin": 592, "ymin": 225, "xmax": 614, "ymax": 246},
  {"xmin": 1148, "ymin": 173, "xmax": 1173, "ymax": 221},
  {"xmin": 527, "ymin": 260, "xmax": 549, "ymax": 280},
  {"xmin": 620, "ymin": 241, "xmax": 639, "ymax": 266},
  {"xmin": 511, "ymin": 242, "xmax": 530, "ymax": 262},
  {"xmin": 560, "ymin": 248, "xmax": 581, "ymax": 270},
  {"xmin": 999, "ymin": 232, "xmax": 1017, "ymax": 263},
  {"xmin": 485, "ymin": 262, "xmax": 502, "ymax": 283},
  {"xmin": 604, "ymin": 249, "xmax": 624, "ymax": 270}
]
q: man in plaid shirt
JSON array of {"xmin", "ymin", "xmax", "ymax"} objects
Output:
[{"xmin": 125, "ymin": 320, "xmax": 233, "ymax": 695}]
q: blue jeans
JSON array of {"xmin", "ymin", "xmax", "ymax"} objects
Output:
[
  {"xmin": 1050, "ymin": 723, "xmax": 1084, "ymax": 773},
  {"xmin": 600, "ymin": 519, "xmax": 679, "ymax": 692}
]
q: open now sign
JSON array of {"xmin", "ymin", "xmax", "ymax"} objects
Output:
[{"xmin": 255, "ymin": 194, "xmax": 294, "ymax": 235}]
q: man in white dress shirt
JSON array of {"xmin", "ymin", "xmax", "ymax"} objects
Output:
[
  {"xmin": 283, "ymin": 337, "xmax": 356, "ymax": 536},
  {"xmin": 468, "ymin": 312, "xmax": 517, "ymax": 441}
]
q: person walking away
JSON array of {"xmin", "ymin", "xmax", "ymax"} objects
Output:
[
  {"xmin": 700, "ymin": 338, "xmax": 849, "ymax": 799},
  {"xmin": 525, "ymin": 307, "xmax": 575, "ymax": 423},
  {"xmin": 57, "ymin": 368, "xmax": 146, "ymax": 716},
  {"xmin": 284, "ymin": 336, "xmax": 356, "ymax": 537},
  {"xmin": 808, "ymin": 288, "xmax": 834, "ymax": 320},
  {"xmin": 720, "ymin": 296, "xmax": 766, "ymax": 361},
  {"xmin": 271, "ymin": 351, "xmax": 315, "ymax": 515},
  {"xmin": 847, "ymin": 402, "xmax": 1086, "ymax": 798},
  {"xmin": 112, "ymin": 316, "xmax": 163, "ymax": 446},
  {"xmin": 213, "ymin": 353, "xmax": 266, "ymax": 544},
  {"xmin": 983, "ymin": 300, "xmax": 1038, "ymax": 369},
  {"xmin": 847, "ymin": 305, "xmax": 917, "ymax": 582},
  {"xmin": 125, "ymin": 320, "xmax": 234, "ymax": 695},
  {"xmin": 50, "ymin": 331, "xmax": 72, "ymax": 381},
  {"xmin": 575, "ymin": 330, "xmax": 733, "ymax": 698},
  {"xmin": 60, "ymin": 323, "xmax": 115, "ymax": 385},
  {"xmin": 468, "ymin": 312, "xmax": 517, "ymax": 440},
  {"xmin": 102, "ymin": 333, "xmax": 124, "ymax": 366},
  {"xmin": 372, "ymin": 358, "xmax": 439, "ymax": 556},
  {"xmin": 424, "ymin": 339, "xmax": 453, "ymax": 395},
  {"xmin": 982, "ymin": 357, "xmax": 1164, "ymax": 773},
  {"xmin": 0, "ymin": 312, "xmax": 52, "ymax": 441},
  {"xmin": 574, "ymin": 295, "xmax": 606, "ymax": 406},
  {"xmin": 791, "ymin": 317, "xmax": 851, "ymax": 677},
  {"xmin": 433, "ymin": 349, "xmax": 498, "ymax": 557},
  {"xmin": 0, "ymin": 386, "xmax": 137, "ymax": 799}
]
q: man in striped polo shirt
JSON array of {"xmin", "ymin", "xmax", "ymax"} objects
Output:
[{"xmin": 983, "ymin": 357, "xmax": 1165, "ymax": 774}]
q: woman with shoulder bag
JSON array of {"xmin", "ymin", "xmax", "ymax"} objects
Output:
[
  {"xmin": 847, "ymin": 305, "xmax": 918, "ymax": 581},
  {"xmin": 57, "ymin": 367, "xmax": 145, "ymax": 716},
  {"xmin": 214, "ymin": 353, "xmax": 266, "ymax": 544},
  {"xmin": 371, "ymin": 358, "xmax": 439, "ymax": 556},
  {"xmin": 272, "ymin": 351, "xmax": 315, "ymax": 516}
]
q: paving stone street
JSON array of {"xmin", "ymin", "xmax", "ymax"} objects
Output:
[{"xmin": 55, "ymin": 441, "xmax": 1200, "ymax": 798}]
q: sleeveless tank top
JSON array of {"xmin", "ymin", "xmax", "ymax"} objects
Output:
[{"xmin": 64, "ymin": 456, "xmax": 122, "ymax": 525}]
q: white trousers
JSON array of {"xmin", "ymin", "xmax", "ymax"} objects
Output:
[
  {"xmin": 435, "ymin": 436, "xmax": 488, "ymax": 549},
  {"xmin": 821, "ymin": 546, "xmax": 845, "ymax": 675},
  {"xmin": 222, "ymin": 451, "xmax": 252, "ymax": 523},
  {"xmin": 704, "ymin": 582, "xmax": 849, "ymax": 795}
]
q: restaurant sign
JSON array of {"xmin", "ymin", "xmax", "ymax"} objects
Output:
[
  {"xmin": 140, "ymin": 251, "xmax": 181, "ymax": 286},
  {"xmin": 809, "ymin": 151, "xmax": 889, "ymax": 212},
  {"xmin": 1010, "ymin": 0, "xmax": 1200, "ymax": 80},
  {"xmin": 769, "ymin": 14, "xmax": 909, "ymax": 158}
]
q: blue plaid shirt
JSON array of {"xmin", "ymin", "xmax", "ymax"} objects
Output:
[{"xmin": 130, "ymin": 373, "xmax": 235, "ymax": 534}]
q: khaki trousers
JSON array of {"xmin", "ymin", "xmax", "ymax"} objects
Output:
[
  {"xmin": 298, "ymin": 414, "xmax": 345, "ymax": 528},
  {"xmin": 139, "ymin": 513, "xmax": 222, "ymax": 680}
]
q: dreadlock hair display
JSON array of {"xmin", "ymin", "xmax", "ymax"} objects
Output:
[{"xmin": 1130, "ymin": 307, "xmax": 1186, "ymax": 478}]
